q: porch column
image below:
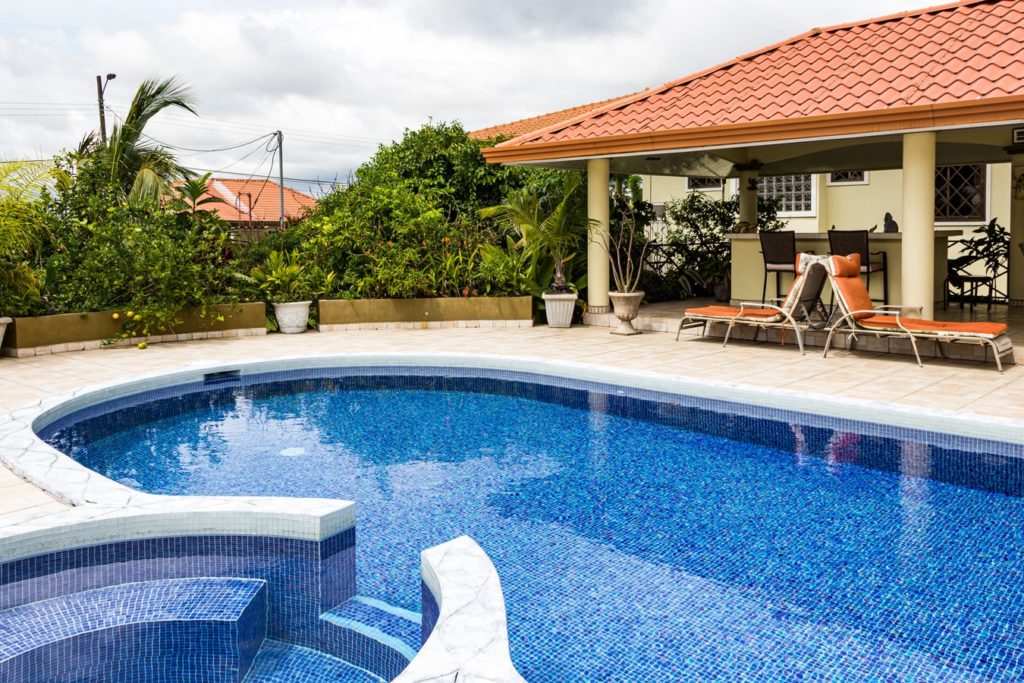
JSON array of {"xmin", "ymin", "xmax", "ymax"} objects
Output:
[
  {"xmin": 587, "ymin": 158, "xmax": 611, "ymax": 312},
  {"xmin": 901, "ymin": 131, "xmax": 936, "ymax": 318},
  {"xmin": 1007, "ymin": 146, "xmax": 1024, "ymax": 305},
  {"xmin": 736, "ymin": 162, "xmax": 761, "ymax": 227}
]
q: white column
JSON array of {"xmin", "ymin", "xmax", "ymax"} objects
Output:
[
  {"xmin": 587, "ymin": 158, "xmax": 611, "ymax": 312},
  {"xmin": 1008, "ymin": 150, "xmax": 1024, "ymax": 305},
  {"xmin": 901, "ymin": 132, "xmax": 937, "ymax": 318},
  {"xmin": 737, "ymin": 168, "xmax": 759, "ymax": 227}
]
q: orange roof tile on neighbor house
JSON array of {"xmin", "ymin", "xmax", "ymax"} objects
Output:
[
  {"xmin": 196, "ymin": 178, "xmax": 316, "ymax": 225},
  {"xmin": 468, "ymin": 94, "xmax": 636, "ymax": 141},
  {"xmin": 486, "ymin": 0, "xmax": 1024, "ymax": 163}
]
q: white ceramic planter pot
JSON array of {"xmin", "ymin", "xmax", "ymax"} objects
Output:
[
  {"xmin": 0, "ymin": 317, "xmax": 10, "ymax": 350},
  {"xmin": 272, "ymin": 301, "xmax": 312, "ymax": 334},
  {"xmin": 608, "ymin": 291, "xmax": 645, "ymax": 336},
  {"xmin": 541, "ymin": 292, "xmax": 578, "ymax": 328}
]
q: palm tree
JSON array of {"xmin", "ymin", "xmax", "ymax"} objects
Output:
[
  {"xmin": 98, "ymin": 76, "xmax": 198, "ymax": 206},
  {"xmin": 172, "ymin": 172, "xmax": 224, "ymax": 213},
  {"xmin": 481, "ymin": 172, "xmax": 590, "ymax": 292}
]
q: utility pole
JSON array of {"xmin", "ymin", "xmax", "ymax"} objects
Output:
[
  {"xmin": 276, "ymin": 130, "xmax": 285, "ymax": 229},
  {"xmin": 95, "ymin": 73, "xmax": 116, "ymax": 143}
]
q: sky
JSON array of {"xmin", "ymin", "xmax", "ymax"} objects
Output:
[{"xmin": 1, "ymin": 0, "xmax": 922, "ymax": 195}]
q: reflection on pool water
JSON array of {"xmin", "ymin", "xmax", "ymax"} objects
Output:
[{"xmin": 41, "ymin": 367, "xmax": 1024, "ymax": 682}]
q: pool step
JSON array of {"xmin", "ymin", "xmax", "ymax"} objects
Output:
[
  {"xmin": 320, "ymin": 595, "xmax": 421, "ymax": 681},
  {"xmin": 0, "ymin": 577, "xmax": 268, "ymax": 683},
  {"xmin": 244, "ymin": 640, "xmax": 383, "ymax": 682}
]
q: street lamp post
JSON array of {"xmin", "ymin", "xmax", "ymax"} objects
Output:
[{"xmin": 95, "ymin": 73, "xmax": 117, "ymax": 143}]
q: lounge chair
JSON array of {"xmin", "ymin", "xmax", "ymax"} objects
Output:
[
  {"xmin": 675, "ymin": 253, "xmax": 828, "ymax": 355},
  {"xmin": 823, "ymin": 253, "xmax": 1013, "ymax": 372}
]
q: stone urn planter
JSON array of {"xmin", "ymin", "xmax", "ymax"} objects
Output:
[
  {"xmin": 541, "ymin": 292, "xmax": 577, "ymax": 328},
  {"xmin": 273, "ymin": 301, "xmax": 312, "ymax": 334},
  {"xmin": 0, "ymin": 317, "xmax": 10, "ymax": 349},
  {"xmin": 608, "ymin": 291, "xmax": 644, "ymax": 335}
]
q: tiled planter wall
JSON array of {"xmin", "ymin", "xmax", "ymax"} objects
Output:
[
  {"xmin": 318, "ymin": 296, "xmax": 533, "ymax": 331},
  {"xmin": 1, "ymin": 302, "xmax": 267, "ymax": 358}
]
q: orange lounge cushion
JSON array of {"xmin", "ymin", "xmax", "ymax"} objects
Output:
[
  {"xmin": 686, "ymin": 305, "xmax": 781, "ymax": 320},
  {"xmin": 860, "ymin": 315, "xmax": 1008, "ymax": 337}
]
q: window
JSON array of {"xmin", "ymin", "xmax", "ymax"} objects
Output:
[
  {"xmin": 935, "ymin": 164, "xmax": 986, "ymax": 222},
  {"xmin": 828, "ymin": 170, "xmax": 868, "ymax": 185},
  {"xmin": 686, "ymin": 176, "xmax": 724, "ymax": 190},
  {"xmin": 758, "ymin": 174, "xmax": 814, "ymax": 214}
]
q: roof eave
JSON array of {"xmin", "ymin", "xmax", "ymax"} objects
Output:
[{"xmin": 482, "ymin": 95, "xmax": 1024, "ymax": 165}]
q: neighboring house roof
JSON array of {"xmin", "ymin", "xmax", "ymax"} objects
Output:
[
  {"xmin": 468, "ymin": 94, "xmax": 635, "ymax": 141},
  {"xmin": 197, "ymin": 178, "xmax": 316, "ymax": 224},
  {"xmin": 486, "ymin": 0, "xmax": 1024, "ymax": 163}
]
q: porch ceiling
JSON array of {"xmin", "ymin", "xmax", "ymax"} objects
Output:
[{"xmin": 522, "ymin": 122, "xmax": 1023, "ymax": 178}]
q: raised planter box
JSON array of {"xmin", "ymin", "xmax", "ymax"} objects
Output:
[
  {"xmin": 318, "ymin": 296, "xmax": 533, "ymax": 331},
  {"xmin": 1, "ymin": 302, "xmax": 267, "ymax": 357}
]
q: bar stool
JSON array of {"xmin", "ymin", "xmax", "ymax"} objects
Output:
[
  {"xmin": 828, "ymin": 228, "xmax": 889, "ymax": 304},
  {"xmin": 759, "ymin": 231, "xmax": 797, "ymax": 303}
]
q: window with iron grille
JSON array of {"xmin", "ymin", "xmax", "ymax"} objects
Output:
[
  {"xmin": 935, "ymin": 164, "xmax": 986, "ymax": 222},
  {"xmin": 758, "ymin": 174, "xmax": 813, "ymax": 213},
  {"xmin": 686, "ymin": 176, "xmax": 723, "ymax": 190},
  {"xmin": 828, "ymin": 170, "xmax": 867, "ymax": 185}
]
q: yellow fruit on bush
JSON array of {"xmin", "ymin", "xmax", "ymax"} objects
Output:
[
  {"xmin": 137, "ymin": 342, "xmax": 148, "ymax": 350},
  {"xmin": 112, "ymin": 313, "xmax": 120, "ymax": 320},
  {"xmin": 133, "ymin": 314, "xmax": 142, "ymax": 322},
  {"xmin": 126, "ymin": 310, "xmax": 135, "ymax": 318}
]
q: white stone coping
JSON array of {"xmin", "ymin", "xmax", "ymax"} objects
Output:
[
  {"xmin": 2, "ymin": 352, "xmax": 1024, "ymax": 532},
  {"xmin": 395, "ymin": 535, "xmax": 525, "ymax": 683}
]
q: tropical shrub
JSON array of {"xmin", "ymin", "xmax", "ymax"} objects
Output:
[
  {"xmin": 42, "ymin": 205, "xmax": 237, "ymax": 334},
  {"xmin": 652, "ymin": 193, "xmax": 786, "ymax": 300},
  {"xmin": 235, "ymin": 122, "xmax": 569, "ymax": 302}
]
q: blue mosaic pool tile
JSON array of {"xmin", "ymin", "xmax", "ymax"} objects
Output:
[
  {"xmin": 33, "ymin": 366, "xmax": 1024, "ymax": 681},
  {"xmin": 244, "ymin": 639, "xmax": 382, "ymax": 682},
  {"xmin": 420, "ymin": 581, "xmax": 438, "ymax": 646},
  {"xmin": 0, "ymin": 578, "xmax": 266, "ymax": 682},
  {"xmin": 319, "ymin": 596, "xmax": 419, "ymax": 681},
  {"xmin": 0, "ymin": 530, "xmax": 354, "ymax": 649}
]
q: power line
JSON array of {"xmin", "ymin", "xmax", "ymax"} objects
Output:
[
  {"xmin": 139, "ymin": 131, "xmax": 274, "ymax": 154},
  {"xmin": 186, "ymin": 166, "xmax": 345, "ymax": 186}
]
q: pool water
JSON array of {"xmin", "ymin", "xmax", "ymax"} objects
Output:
[{"xmin": 42, "ymin": 369, "xmax": 1024, "ymax": 682}]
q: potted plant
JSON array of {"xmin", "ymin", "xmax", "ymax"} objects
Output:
[
  {"xmin": 250, "ymin": 250, "xmax": 334, "ymax": 334},
  {"xmin": 481, "ymin": 174, "xmax": 589, "ymax": 328},
  {"xmin": 605, "ymin": 188, "xmax": 653, "ymax": 335}
]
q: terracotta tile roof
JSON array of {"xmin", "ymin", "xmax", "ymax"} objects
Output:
[
  {"xmin": 193, "ymin": 178, "xmax": 316, "ymax": 224},
  {"xmin": 488, "ymin": 0, "xmax": 1024, "ymax": 162},
  {"xmin": 468, "ymin": 94, "xmax": 635, "ymax": 141}
]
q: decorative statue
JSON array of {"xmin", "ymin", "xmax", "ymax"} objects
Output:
[{"xmin": 883, "ymin": 212, "xmax": 899, "ymax": 233}]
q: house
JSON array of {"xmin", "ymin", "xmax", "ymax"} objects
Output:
[
  {"xmin": 478, "ymin": 0, "xmax": 1024, "ymax": 319},
  {"xmin": 192, "ymin": 177, "xmax": 316, "ymax": 229}
]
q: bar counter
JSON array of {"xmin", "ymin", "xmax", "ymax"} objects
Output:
[{"xmin": 727, "ymin": 230, "xmax": 963, "ymax": 304}]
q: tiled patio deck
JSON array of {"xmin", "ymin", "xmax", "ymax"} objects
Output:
[{"xmin": 2, "ymin": 324, "xmax": 1023, "ymax": 530}]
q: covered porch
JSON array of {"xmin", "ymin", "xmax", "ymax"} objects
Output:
[{"xmin": 483, "ymin": 0, "xmax": 1024, "ymax": 368}]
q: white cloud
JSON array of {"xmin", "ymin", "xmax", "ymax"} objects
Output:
[{"xmin": 0, "ymin": 0, "xmax": 918, "ymax": 188}]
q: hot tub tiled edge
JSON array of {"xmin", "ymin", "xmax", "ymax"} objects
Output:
[{"xmin": 396, "ymin": 535, "xmax": 526, "ymax": 683}]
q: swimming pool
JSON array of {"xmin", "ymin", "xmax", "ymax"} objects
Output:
[{"xmin": 40, "ymin": 366, "xmax": 1024, "ymax": 681}]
